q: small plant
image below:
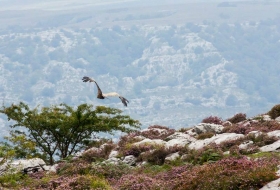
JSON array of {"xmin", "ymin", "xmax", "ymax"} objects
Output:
[
  {"xmin": 201, "ymin": 116, "xmax": 223, "ymax": 125},
  {"xmin": 268, "ymin": 104, "xmax": 280, "ymax": 119},
  {"xmin": 227, "ymin": 113, "xmax": 247, "ymax": 124},
  {"xmin": 197, "ymin": 132, "xmax": 215, "ymax": 140}
]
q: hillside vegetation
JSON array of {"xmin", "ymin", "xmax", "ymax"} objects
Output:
[{"xmin": 1, "ymin": 104, "xmax": 280, "ymax": 189}]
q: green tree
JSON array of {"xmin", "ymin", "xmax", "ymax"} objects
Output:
[{"xmin": 0, "ymin": 102, "xmax": 140, "ymax": 164}]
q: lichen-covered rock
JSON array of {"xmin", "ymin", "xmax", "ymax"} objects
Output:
[
  {"xmin": 166, "ymin": 138, "xmax": 192, "ymax": 148},
  {"xmin": 238, "ymin": 140, "xmax": 254, "ymax": 150},
  {"xmin": 108, "ymin": 150, "xmax": 119, "ymax": 158},
  {"xmin": 260, "ymin": 140, "xmax": 280, "ymax": 152},
  {"xmin": 192, "ymin": 123, "xmax": 224, "ymax": 135},
  {"xmin": 259, "ymin": 178, "xmax": 280, "ymax": 190},
  {"xmin": 122, "ymin": 155, "xmax": 137, "ymax": 166},
  {"xmin": 188, "ymin": 133, "xmax": 244, "ymax": 150},
  {"xmin": 102, "ymin": 157, "xmax": 122, "ymax": 165},
  {"xmin": 133, "ymin": 138, "xmax": 166, "ymax": 147},
  {"xmin": 166, "ymin": 132, "xmax": 196, "ymax": 141},
  {"xmin": 267, "ymin": 130, "xmax": 280, "ymax": 138},
  {"xmin": 165, "ymin": 152, "xmax": 180, "ymax": 163}
]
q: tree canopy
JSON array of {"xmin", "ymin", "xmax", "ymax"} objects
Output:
[{"xmin": 0, "ymin": 102, "xmax": 141, "ymax": 164}]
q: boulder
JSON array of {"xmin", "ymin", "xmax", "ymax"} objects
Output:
[
  {"xmin": 122, "ymin": 155, "xmax": 137, "ymax": 166},
  {"xmin": 11, "ymin": 158, "xmax": 46, "ymax": 173},
  {"xmin": 133, "ymin": 138, "xmax": 166, "ymax": 147},
  {"xmin": 238, "ymin": 140, "xmax": 254, "ymax": 150},
  {"xmin": 102, "ymin": 157, "xmax": 122, "ymax": 165},
  {"xmin": 44, "ymin": 164, "xmax": 58, "ymax": 173},
  {"xmin": 248, "ymin": 131, "xmax": 263, "ymax": 137},
  {"xmin": 267, "ymin": 130, "xmax": 280, "ymax": 138},
  {"xmin": 259, "ymin": 178, "xmax": 280, "ymax": 190},
  {"xmin": 108, "ymin": 150, "xmax": 119, "ymax": 158},
  {"xmin": 0, "ymin": 158, "xmax": 47, "ymax": 175},
  {"xmin": 260, "ymin": 140, "xmax": 280, "ymax": 152},
  {"xmin": 165, "ymin": 152, "xmax": 180, "ymax": 163},
  {"xmin": 275, "ymin": 116, "xmax": 280, "ymax": 122},
  {"xmin": 141, "ymin": 127, "xmax": 172, "ymax": 136},
  {"xmin": 192, "ymin": 123, "xmax": 224, "ymax": 135},
  {"xmin": 188, "ymin": 133, "xmax": 244, "ymax": 150},
  {"xmin": 166, "ymin": 139, "xmax": 192, "ymax": 148},
  {"xmin": 165, "ymin": 132, "xmax": 196, "ymax": 148},
  {"xmin": 166, "ymin": 132, "xmax": 196, "ymax": 141}
]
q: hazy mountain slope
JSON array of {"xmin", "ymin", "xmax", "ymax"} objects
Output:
[{"xmin": 0, "ymin": 1, "xmax": 280, "ymax": 139}]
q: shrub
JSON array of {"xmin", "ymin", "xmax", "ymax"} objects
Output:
[
  {"xmin": 170, "ymin": 157, "xmax": 279, "ymax": 190},
  {"xmin": 46, "ymin": 175, "xmax": 111, "ymax": 190},
  {"xmin": 140, "ymin": 125, "xmax": 175, "ymax": 140},
  {"xmin": 117, "ymin": 132, "xmax": 142, "ymax": 153},
  {"xmin": 90, "ymin": 163, "xmax": 133, "ymax": 180},
  {"xmin": 123, "ymin": 143, "xmax": 155, "ymax": 157},
  {"xmin": 56, "ymin": 161, "xmax": 92, "ymax": 176},
  {"xmin": 268, "ymin": 104, "xmax": 280, "ymax": 119},
  {"xmin": 113, "ymin": 174, "xmax": 163, "ymax": 190},
  {"xmin": 201, "ymin": 116, "xmax": 223, "ymax": 125},
  {"xmin": 246, "ymin": 133, "xmax": 279, "ymax": 147},
  {"xmin": 182, "ymin": 145, "xmax": 223, "ymax": 165},
  {"xmin": 222, "ymin": 123, "xmax": 249, "ymax": 134},
  {"xmin": 139, "ymin": 145, "xmax": 169, "ymax": 165},
  {"xmin": 227, "ymin": 113, "xmax": 247, "ymax": 124},
  {"xmin": 197, "ymin": 132, "xmax": 215, "ymax": 140},
  {"xmin": 0, "ymin": 172, "xmax": 26, "ymax": 189},
  {"xmin": 239, "ymin": 144, "xmax": 259, "ymax": 155},
  {"xmin": 250, "ymin": 120, "xmax": 280, "ymax": 133},
  {"xmin": 218, "ymin": 138, "xmax": 245, "ymax": 152}
]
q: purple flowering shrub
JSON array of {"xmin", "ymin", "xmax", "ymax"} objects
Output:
[
  {"xmin": 139, "ymin": 145, "xmax": 170, "ymax": 165},
  {"xmin": 246, "ymin": 133, "xmax": 279, "ymax": 147},
  {"xmin": 223, "ymin": 120, "xmax": 280, "ymax": 134},
  {"xmin": 35, "ymin": 175, "xmax": 110, "ymax": 190},
  {"xmin": 140, "ymin": 125, "xmax": 176, "ymax": 140},
  {"xmin": 57, "ymin": 161, "xmax": 92, "ymax": 176},
  {"xmin": 169, "ymin": 157, "xmax": 279, "ymax": 190},
  {"xmin": 201, "ymin": 115, "xmax": 223, "ymax": 124},
  {"xmin": 112, "ymin": 174, "xmax": 163, "ymax": 190},
  {"xmin": 90, "ymin": 163, "xmax": 133, "ymax": 180},
  {"xmin": 227, "ymin": 113, "xmax": 247, "ymax": 124},
  {"xmin": 113, "ymin": 157, "xmax": 279, "ymax": 190}
]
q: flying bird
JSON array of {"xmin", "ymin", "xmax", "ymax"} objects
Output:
[{"xmin": 82, "ymin": 76, "xmax": 129, "ymax": 107}]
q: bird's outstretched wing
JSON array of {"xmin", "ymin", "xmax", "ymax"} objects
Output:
[
  {"xmin": 82, "ymin": 76, "xmax": 95, "ymax": 83},
  {"xmin": 119, "ymin": 96, "xmax": 129, "ymax": 107},
  {"xmin": 82, "ymin": 76, "xmax": 104, "ymax": 99},
  {"xmin": 102, "ymin": 92, "xmax": 129, "ymax": 107}
]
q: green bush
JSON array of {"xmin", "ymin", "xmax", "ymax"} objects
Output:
[{"xmin": 268, "ymin": 104, "xmax": 280, "ymax": 119}]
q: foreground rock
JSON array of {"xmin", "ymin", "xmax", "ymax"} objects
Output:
[{"xmin": 0, "ymin": 158, "xmax": 57, "ymax": 175}]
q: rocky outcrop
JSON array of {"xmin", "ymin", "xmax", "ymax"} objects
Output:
[
  {"xmin": 192, "ymin": 123, "xmax": 225, "ymax": 135},
  {"xmin": 188, "ymin": 133, "xmax": 244, "ymax": 150}
]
